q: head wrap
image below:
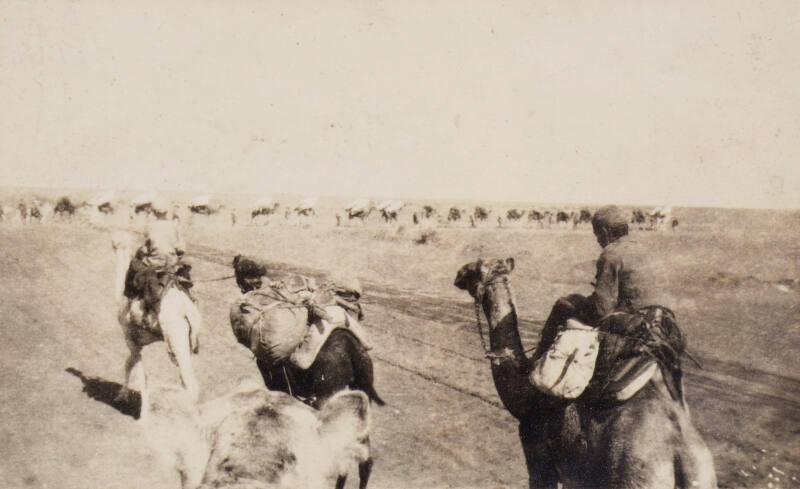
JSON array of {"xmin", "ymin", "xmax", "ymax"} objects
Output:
[{"xmin": 591, "ymin": 205, "xmax": 628, "ymax": 229}]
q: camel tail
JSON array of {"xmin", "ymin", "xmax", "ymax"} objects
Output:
[
  {"xmin": 111, "ymin": 231, "xmax": 134, "ymax": 306},
  {"xmin": 349, "ymin": 336, "xmax": 386, "ymax": 407},
  {"xmin": 364, "ymin": 385, "xmax": 386, "ymax": 407}
]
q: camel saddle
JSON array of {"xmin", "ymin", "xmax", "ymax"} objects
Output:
[
  {"xmin": 586, "ymin": 306, "xmax": 687, "ymax": 404},
  {"xmin": 124, "ymin": 250, "xmax": 193, "ymax": 314},
  {"xmin": 531, "ymin": 306, "xmax": 685, "ymax": 404}
]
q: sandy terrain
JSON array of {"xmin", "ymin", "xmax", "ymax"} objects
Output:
[{"xmin": 0, "ymin": 205, "xmax": 798, "ymax": 489}]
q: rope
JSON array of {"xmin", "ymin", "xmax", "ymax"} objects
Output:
[
  {"xmin": 283, "ymin": 366, "xmax": 293, "ymax": 397},
  {"xmin": 473, "ymin": 299, "xmax": 490, "ymax": 355},
  {"xmin": 193, "ymin": 273, "xmax": 236, "ymax": 283}
]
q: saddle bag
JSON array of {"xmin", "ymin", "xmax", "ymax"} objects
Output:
[
  {"xmin": 230, "ymin": 290, "xmax": 308, "ymax": 366},
  {"xmin": 530, "ymin": 319, "xmax": 600, "ymax": 399}
]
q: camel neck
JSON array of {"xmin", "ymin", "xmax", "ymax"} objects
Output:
[
  {"xmin": 479, "ymin": 278, "xmax": 538, "ymax": 420},
  {"xmin": 480, "ymin": 279, "xmax": 525, "ymax": 361}
]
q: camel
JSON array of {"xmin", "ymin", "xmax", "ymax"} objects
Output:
[
  {"xmin": 229, "ymin": 266, "xmax": 384, "ymax": 488},
  {"xmin": 473, "ymin": 206, "xmax": 491, "ymax": 222},
  {"xmin": 632, "ymin": 208, "xmax": 647, "ymax": 229},
  {"xmin": 140, "ymin": 378, "xmax": 373, "ymax": 489},
  {"xmin": 507, "ymin": 209, "xmax": 525, "ymax": 221},
  {"xmin": 454, "ymin": 258, "xmax": 716, "ymax": 489},
  {"xmin": 112, "ymin": 231, "xmax": 202, "ymax": 412},
  {"xmin": 251, "ymin": 198, "xmax": 280, "ymax": 222},
  {"xmin": 189, "ymin": 196, "xmax": 223, "ymax": 217},
  {"xmin": 376, "ymin": 200, "xmax": 403, "ymax": 223},
  {"xmin": 345, "ymin": 199, "xmax": 373, "ymax": 222},
  {"xmin": 448, "ymin": 207, "xmax": 462, "ymax": 223},
  {"xmin": 294, "ymin": 197, "xmax": 318, "ymax": 218},
  {"xmin": 54, "ymin": 196, "xmax": 76, "ymax": 218},
  {"xmin": 528, "ymin": 210, "xmax": 546, "ymax": 228}
]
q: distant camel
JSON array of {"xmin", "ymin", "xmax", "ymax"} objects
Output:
[
  {"xmin": 345, "ymin": 199, "xmax": 373, "ymax": 222},
  {"xmin": 506, "ymin": 209, "xmax": 525, "ymax": 221},
  {"xmin": 454, "ymin": 258, "xmax": 717, "ymax": 489},
  {"xmin": 631, "ymin": 208, "xmax": 647, "ymax": 229},
  {"xmin": 555, "ymin": 210, "xmax": 573, "ymax": 227},
  {"xmin": 111, "ymin": 231, "xmax": 202, "ymax": 411},
  {"xmin": 527, "ymin": 210, "xmax": 547, "ymax": 228},
  {"xmin": 141, "ymin": 379, "xmax": 373, "ymax": 489},
  {"xmin": 189, "ymin": 204, "xmax": 221, "ymax": 216},
  {"xmin": 54, "ymin": 197, "xmax": 76, "ymax": 218},
  {"xmin": 294, "ymin": 198, "xmax": 318, "ymax": 217},
  {"xmin": 473, "ymin": 206, "xmax": 491, "ymax": 222},
  {"xmin": 577, "ymin": 208, "xmax": 592, "ymax": 225},
  {"xmin": 376, "ymin": 200, "xmax": 403, "ymax": 223},
  {"xmin": 251, "ymin": 202, "xmax": 280, "ymax": 221},
  {"xmin": 448, "ymin": 207, "xmax": 462, "ymax": 222}
]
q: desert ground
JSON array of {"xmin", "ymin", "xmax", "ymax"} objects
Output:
[{"xmin": 0, "ymin": 197, "xmax": 798, "ymax": 489}]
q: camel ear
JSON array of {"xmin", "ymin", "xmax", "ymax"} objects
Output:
[
  {"xmin": 318, "ymin": 390, "xmax": 370, "ymax": 441},
  {"xmin": 505, "ymin": 258, "xmax": 515, "ymax": 272}
]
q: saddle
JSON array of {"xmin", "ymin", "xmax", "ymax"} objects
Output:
[
  {"xmin": 231, "ymin": 274, "xmax": 369, "ymax": 368},
  {"xmin": 588, "ymin": 306, "xmax": 687, "ymax": 404},
  {"xmin": 124, "ymin": 249, "xmax": 194, "ymax": 314},
  {"xmin": 531, "ymin": 306, "xmax": 687, "ymax": 404}
]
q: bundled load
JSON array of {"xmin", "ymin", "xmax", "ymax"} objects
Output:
[{"xmin": 230, "ymin": 256, "xmax": 369, "ymax": 369}]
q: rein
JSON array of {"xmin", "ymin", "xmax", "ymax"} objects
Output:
[{"xmin": 193, "ymin": 273, "xmax": 236, "ymax": 283}]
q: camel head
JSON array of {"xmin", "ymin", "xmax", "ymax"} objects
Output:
[
  {"xmin": 454, "ymin": 257, "xmax": 515, "ymax": 300},
  {"xmin": 141, "ymin": 380, "xmax": 372, "ymax": 489}
]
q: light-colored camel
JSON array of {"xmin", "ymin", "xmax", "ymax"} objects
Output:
[
  {"xmin": 454, "ymin": 258, "xmax": 717, "ymax": 489},
  {"xmin": 112, "ymin": 231, "xmax": 202, "ymax": 412},
  {"xmin": 141, "ymin": 378, "xmax": 372, "ymax": 489}
]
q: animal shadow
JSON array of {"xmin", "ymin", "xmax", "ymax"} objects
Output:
[{"xmin": 65, "ymin": 367, "xmax": 141, "ymax": 419}]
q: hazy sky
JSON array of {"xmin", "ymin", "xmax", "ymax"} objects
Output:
[{"xmin": 1, "ymin": 1, "xmax": 798, "ymax": 208}]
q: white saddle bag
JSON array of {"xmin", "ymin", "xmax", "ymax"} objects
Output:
[{"xmin": 530, "ymin": 319, "xmax": 600, "ymax": 399}]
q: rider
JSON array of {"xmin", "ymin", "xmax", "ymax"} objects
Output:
[
  {"xmin": 524, "ymin": 205, "xmax": 688, "ymax": 488},
  {"xmin": 534, "ymin": 205, "xmax": 680, "ymax": 361},
  {"xmin": 125, "ymin": 213, "xmax": 192, "ymax": 324}
]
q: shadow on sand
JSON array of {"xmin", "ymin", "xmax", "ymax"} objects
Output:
[{"xmin": 66, "ymin": 367, "xmax": 141, "ymax": 419}]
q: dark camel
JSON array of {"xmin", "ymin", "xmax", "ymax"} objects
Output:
[
  {"xmin": 230, "ymin": 263, "xmax": 384, "ymax": 489},
  {"xmin": 454, "ymin": 257, "xmax": 716, "ymax": 489}
]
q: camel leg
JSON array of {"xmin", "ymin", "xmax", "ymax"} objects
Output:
[
  {"xmin": 116, "ymin": 341, "xmax": 144, "ymax": 403},
  {"xmin": 159, "ymin": 290, "xmax": 200, "ymax": 402},
  {"xmin": 518, "ymin": 422, "xmax": 559, "ymax": 489},
  {"xmin": 183, "ymin": 299, "xmax": 203, "ymax": 355},
  {"xmin": 160, "ymin": 314, "xmax": 199, "ymax": 403},
  {"xmin": 357, "ymin": 457, "xmax": 373, "ymax": 489},
  {"xmin": 675, "ymin": 426, "xmax": 718, "ymax": 489}
]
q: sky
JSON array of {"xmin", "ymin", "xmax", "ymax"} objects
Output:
[{"xmin": 1, "ymin": 1, "xmax": 798, "ymax": 209}]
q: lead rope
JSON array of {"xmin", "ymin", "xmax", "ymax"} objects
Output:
[
  {"xmin": 473, "ymin": 298, "xmax": 490, "ymax": 355},
  {"xmin": 282, "ymin": 366, "xmax": 293, "ymax": 397}
]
